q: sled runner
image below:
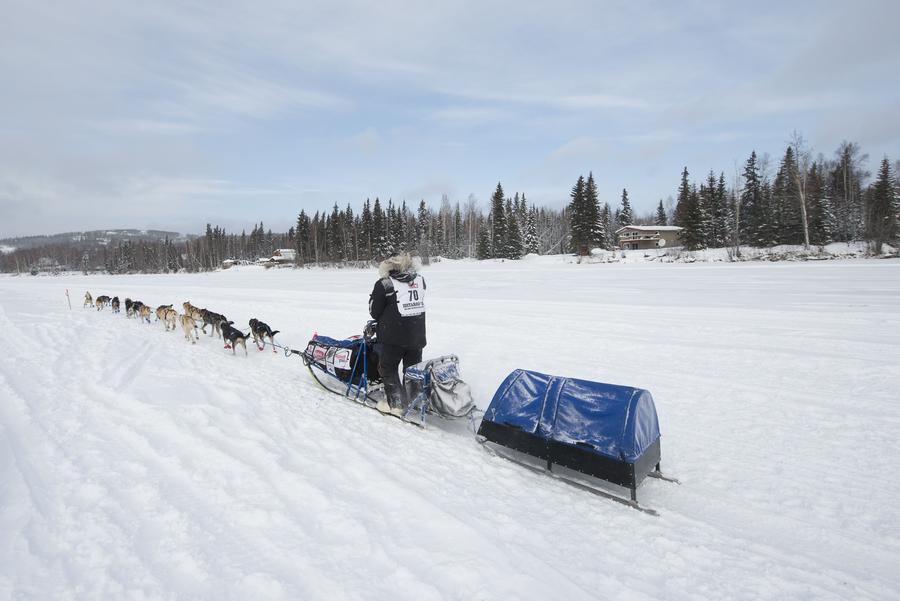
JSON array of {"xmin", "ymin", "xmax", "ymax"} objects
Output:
[
  {"xmin": 298, "ymin": 322, "xmax": 477, "ymax": 428},
  {"xmin": 477, "ymin": 369, "xmax": 673, "ymax": 514}
]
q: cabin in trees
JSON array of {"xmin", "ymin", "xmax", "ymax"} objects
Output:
[
  {"xmin": 255, "ymin": 248, "xmax": 297, "ymax": 268},
  {"xmin": 615, "ymin": 225, "xmax": 683, "ymax": 250},
  {"xmin": 271, "ymin": 249, "xmax": 296, "ymax": 263}
]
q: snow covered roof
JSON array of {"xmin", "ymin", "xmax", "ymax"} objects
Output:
[{"xmin": 615, "ymin": 225, "xmax": 683, "ymax": 234}]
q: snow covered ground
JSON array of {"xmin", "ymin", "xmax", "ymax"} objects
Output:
[{"xmin": 2, "ymin": 257, "xmax": 900, "ymax": 600}]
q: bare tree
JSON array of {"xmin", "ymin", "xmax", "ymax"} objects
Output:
[
  {"xmin": 732, "ymin": 160, "xmax": 743, "ymax": 257},
  {"xmin": 788, "ymin": 131, "xmax": 812, "ymax": 249}
]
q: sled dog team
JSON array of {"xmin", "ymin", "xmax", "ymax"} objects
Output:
[{"xmin": 83, "ymin": 291, "xmax": 279, "ymax": 356}]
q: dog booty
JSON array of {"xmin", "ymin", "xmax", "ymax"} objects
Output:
[{"xmin": 375, "ymin": 399, "xmax": 391, "ymax": 414}]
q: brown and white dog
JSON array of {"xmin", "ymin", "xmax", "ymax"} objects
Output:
[
  {"xmin": 155, "ymin": 304, "xmax": 173, "ymax": 322},
  {"xmin": 180, "ymin": 314, "xmax": 198, "ymax": 344},
  {"xmin": 138, "ymin": 304, "xmax": 152, "ymax": 324},
  {"xmin": 163, "ymin": 307, "xmax": 178, "ymax": 331},
  {"xmin": 95, "ymin": 295, "xmax": 110, "ymax": 310},
  {"xmin": 84, "ymin": 292, "xmax": 93, "ymax": 308}
]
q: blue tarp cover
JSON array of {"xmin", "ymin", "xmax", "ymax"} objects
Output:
[{"xmin": 484, "ymin": 369, "xmax": 660, "ymax": 464}]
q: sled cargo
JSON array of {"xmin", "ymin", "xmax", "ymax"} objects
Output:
[
  {"xmin": 299, "ymin": 322, "xmax": 476, "ymax": 428},
  {"xmin": 477, "ymin": 369, "xmax": 663, "ymax": 503}
]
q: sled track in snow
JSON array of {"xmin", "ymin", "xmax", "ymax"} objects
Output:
[{"xmin": 2, "ymin": 265, "xmax": 900, "ymax": 601}]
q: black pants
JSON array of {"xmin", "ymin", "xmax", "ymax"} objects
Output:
[{"xmin": 377, "ymin": 343, "xmax": 423, "ymax": 405}]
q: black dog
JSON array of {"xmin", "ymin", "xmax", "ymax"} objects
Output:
[
  {"xmin": 111, "ymin": 297, "xmax": 120, "ymax": 313},
  {"xmin": 220, "ymin": 322, "xmax": 251, "ymax": 355},
  {"xmin": 249, "ymin": 318, "xmax": 280, "ymax": 352}
]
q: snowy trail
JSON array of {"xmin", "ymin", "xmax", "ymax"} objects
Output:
[{"xmin": 2, "ymin": 258, "xmax": 900, "ymax": 600}]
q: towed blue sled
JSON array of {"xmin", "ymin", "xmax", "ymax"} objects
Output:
[{"xmin": 477, "ymin": 369, "xmax": 673, "ymax": 514}]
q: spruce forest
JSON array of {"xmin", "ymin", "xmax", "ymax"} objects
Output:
[{"xmin": 2, "ymin": 140, "xmax": 897, "ymax": 274}]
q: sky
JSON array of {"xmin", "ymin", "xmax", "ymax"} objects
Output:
[{"xmin": 1, "ymin": 0, "xmax": 898, "ymax": 238}]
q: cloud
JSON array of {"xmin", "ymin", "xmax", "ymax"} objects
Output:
[
  {"xmin": 338, "ymin": 128, "xmax": 380, "ymax": 155},
  {"xmin": 1, "ymin": 0, "xmax": 898, "ymax": 237},
  {"xmin": 431, "ymin": 106, "xmax": 513, "ymax": 125}
]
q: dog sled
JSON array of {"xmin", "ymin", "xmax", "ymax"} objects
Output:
[
  {"xmin": 476, "ymin": 369, "xmax": 677, "ymax": 515},
  {"xmin": 296, "ymin": 321, "xmax": 478, "ymax": 429}
]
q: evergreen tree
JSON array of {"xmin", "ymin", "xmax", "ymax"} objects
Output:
[
  {"xmin": 453, "ymin": 203, "xmax": 463, "ymax": 258},
  {"xmin": 868, "ymin": 157, "xmax": 898, "ymax": 254},
  {"xmin": 568, "ymin": 175, "xmax": 591, "ymax": 255},
  {"xmin": 760, "ymin": 179, "xmax": 777, "ymax": 246},
  {"xmin": 773, "ymin": 146, "xmax": 803, "ymax": 245},
  {"xmin": 617, "ymin": 188, "xmax": 633, "ymax": 227},
  {"xmin": 476, "ymin": 222, "xmax": 492, "ymax": 259},
  {"xmin": 584, "ymin": 173, "xmax": 603, "ymax": 248},
  {"xmin": 806, "ymin": 163, "xmax": 832, "ymax": 246},
  {"xmin": 715, "ymin": 173, "xmax": 730, "ymax": 247},
  {"xmin": 524, "ymin": 206, "xmax": 540, "ymax": 254},
  {"xmin": 680, "ymin": 185, "xmax": 706, "ymax": 250},
  {"xmin": 489, "ymin": 183, "xmax": 506, "ymax": 258},
  {"xmin": 504, "ymin": 198, "xmax": 523, "ymax": 258},
  {"xmin": 700, "ymin": 171, "xmax": 720, "ymax": 247},
  {"xmin": 416, "ymin": 200, "xmax": 429, "ymax": 250},
  {"xmin": 740, "ymin": 152, "xmax": 766, "ymax": 246},
  {"xmin": 673, "ymin": 167, "xmax": 691, "ymax": 229},
  {"xmin": 655, "ymin": 200, "xmax": 667, "ymax": 226},
  {"xmin": 372, "ymin": 198, "xmax": 387, "ymax": 259},
  {"xmin": 327, "ymin": 204, "xmax": 342, "ymax": 260},
  {"xmin": 385, "ymin": 201, "xmax": 398, "ymax": 256},
  {"xmin": 295, "ymin": 210, "xmax": 310, "ymax": 263},
  {"xmin": 360, "ymin": 199, "xmax": 373, "ymax": 259},
  {"xmin": 600, "ymin": 203, "xmax": 614, "ymax": 248}
]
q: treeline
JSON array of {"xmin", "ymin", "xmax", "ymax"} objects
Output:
[
  {"xmin": 3, "ymin": 137, "xmax": 897, "ymax": 274},
  {"xmin": 292, "ymin": 193, "xmax": 566, "ymax": 264},
  {"xmin": 568, "ymin": 140, "xmax": 898, "ymax": 255}
]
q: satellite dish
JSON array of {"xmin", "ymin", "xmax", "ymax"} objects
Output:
[{"xmin": 658, "ymin": 238, "xmax": 666, "ymax": 247}]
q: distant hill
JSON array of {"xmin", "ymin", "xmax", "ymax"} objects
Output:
[{"xmin": 0, "ymin": 229, "xmax": 195, "ymax": 253}]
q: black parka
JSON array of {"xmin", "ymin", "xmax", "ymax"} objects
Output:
[{"xmin": 368, "ymin": 271, "xmax": 427, "ymax": 348}]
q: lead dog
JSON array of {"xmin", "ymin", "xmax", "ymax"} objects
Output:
[
  {"xmin": 249, "ymin": 318, "xmax": 280, "ymax": 352},
  {"xmin": 84, "ymin": 292, "xmax": 93, "ymax": 308}
]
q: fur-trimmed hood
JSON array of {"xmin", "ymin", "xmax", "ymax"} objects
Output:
[{"xmin": 378, "ymin": 253, "xmax": 418, "ymax": 279}]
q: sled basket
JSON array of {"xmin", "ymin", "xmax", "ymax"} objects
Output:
[
  {"xmin": 303, "ymin": 334, "xmax": 380, "ymax": 386},
  {"xmin": 404, "ymin": 355, "xmax": 476, "ymax": 418}
]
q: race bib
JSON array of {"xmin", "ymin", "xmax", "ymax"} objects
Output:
[{"xmin": 393, "ymin": 276, "xmax": 426, "ymax": 317}]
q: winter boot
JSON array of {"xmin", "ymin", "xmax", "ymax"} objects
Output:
[{"xmin": 381, "ymin": 376, "xmax": 406, "ymax": 417}]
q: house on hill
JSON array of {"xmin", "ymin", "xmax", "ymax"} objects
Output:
[{"xmin": 616, "ymin": 225, "xmax": 683, "ymax": 250}]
